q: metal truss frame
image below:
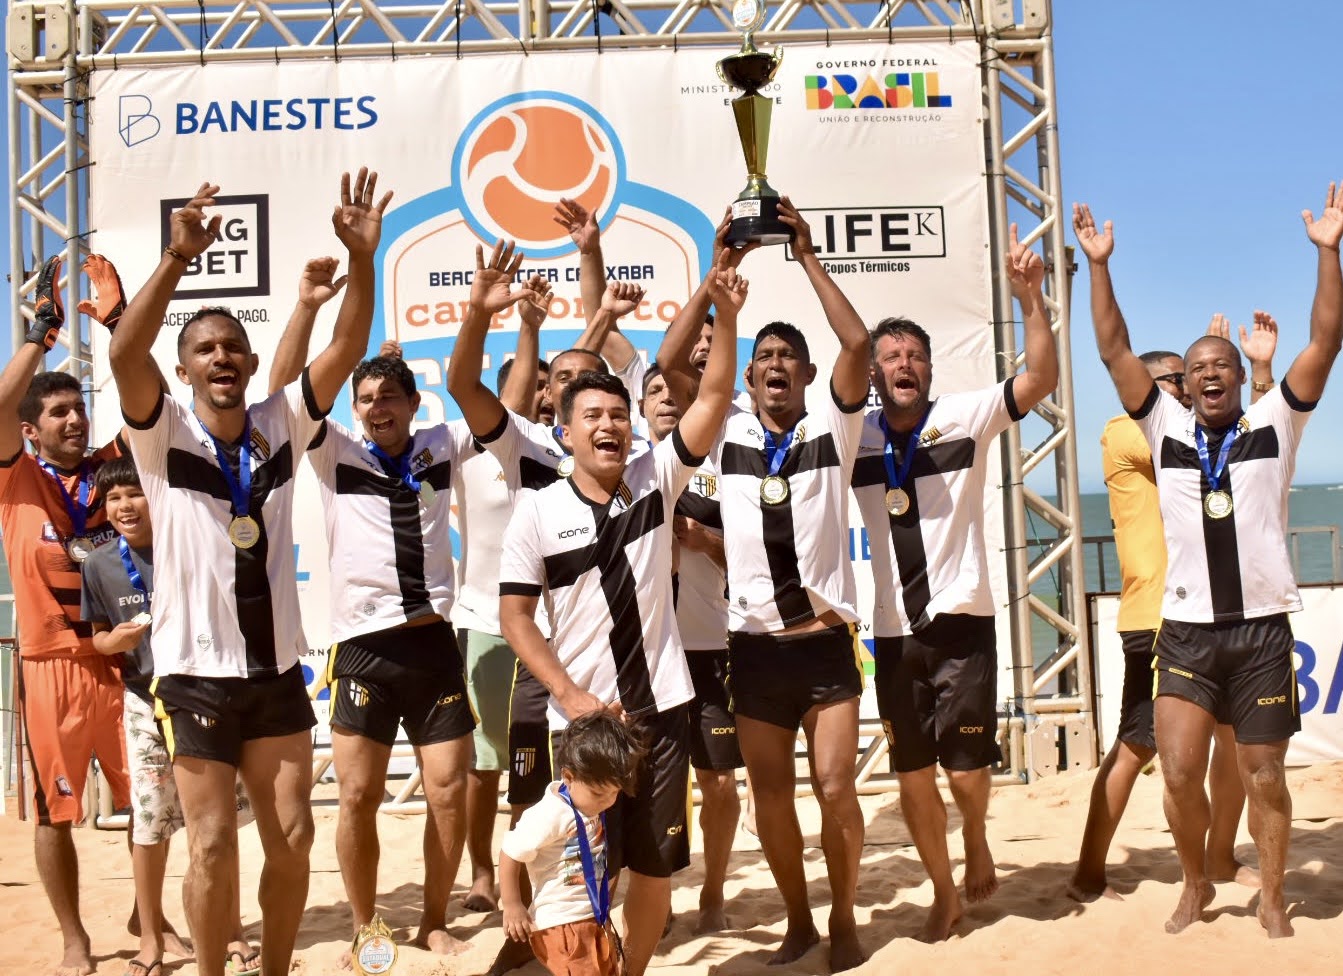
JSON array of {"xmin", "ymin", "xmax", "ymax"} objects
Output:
[{"xmin": 7, "ymin": 0, "xmax": 1090, "ymax": 793}]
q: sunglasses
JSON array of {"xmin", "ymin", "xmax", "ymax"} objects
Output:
[{"xmin": 1152, "ymin": 372, "xmax": 1185, "ymax": 387}]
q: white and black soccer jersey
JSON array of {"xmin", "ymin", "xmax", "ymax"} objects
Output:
[
  {"xmin": 674, "ymin": 461, "xmax": 728, "ymax": 651},
  {"xmin": 851, "ymin": 381, "xmax": 1023, "ymax": 636},
  {"xmin": 451, "ymin": 449, "xmax": 513, "ymax": 636},
  {"xmin": 714, "ymin": 387, "xmax": 866, "ymax": 633},
  {"xmin": 307, "ymin": 418, "xmax": 477, "ymax": 642},
  {"xmin": 498, "ymin": 432, "xmax": 700, "ymax": 729},
  {"xmin": 124, "ymin": 373, "xmax": 325, "ymax": 679},
  {"xmin": 1133, "ymin": 382, "xmax": 1313, "ymax": 623},
  {"xmin": 478, "ymin": 410, "xmax": 648, "ymax": 501}
]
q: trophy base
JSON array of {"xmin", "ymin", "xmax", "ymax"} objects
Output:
[{"xmin": 725, "ymin": 196, "xmax": 793, "ymax": 247}]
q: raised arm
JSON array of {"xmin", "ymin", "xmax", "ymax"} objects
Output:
[
  {"xmin": 677, "ymin": 260, "xmax": 745, "ymax": 458},
  {"xmin": 554, "ymin": 197, "xmax": 608, "ymax": 334},
  {"xmin": 1285, "ymin": 181, "xmax": 1343, "ymax": 403},
  {"xmin": 1072, "ymin": 203, "xmax": 1154, "ymax": 413},
  {"xmin": 777, "ymin": 197, "xmax": 870, "ymax": 406},
  {"xmin": 446, "ymin": 240, "xmax": 540, "ymax": 439},
  {"xmin": 498, "ymin": 274, "xmax": 553, "ymax": 415},
  {"xmin": 267, "ymin": 257, "xmax": 348, "ymax": 395},
  {"xmin": 110, "ymin": 182, "xmax": 222, "ymax": 424},
  {"xmin": 304, "ymin": 168, "xmax": 393, "ymax": 413},
  {"xmin": 1004, "ymin": 223, "xmax": 1058, "ymax": 411},
  {"xmin": 1209, "ymin": 311, "xmax": 1279, "ymax": 404},
  {"xmin": 0, "ymin": 257, "xmax": 64, "ymax": 459}
]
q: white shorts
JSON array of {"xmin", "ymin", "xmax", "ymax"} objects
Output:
[{"xmin": 123, "ymin": 689, "xmax": 252, "ymax": 845}]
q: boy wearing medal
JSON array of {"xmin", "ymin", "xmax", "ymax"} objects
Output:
[
  {"xmin": 849, "ymin": 224, "xmax": 1055, "ymax": 941},
  {"xmin": 1076, "ymin": 187, "xmax": 1343, "ymax": 939},
  {"xmin": 107, "ymin": 169, "xmax": 389, "ymax": 976},
  {"xmin": 0, "ymin": 253, "xmax": 139, "ymax": 975}
]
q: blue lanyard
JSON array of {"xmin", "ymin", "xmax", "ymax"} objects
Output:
[
  {"xmin": 878, "ymin": 409, "xmax": 930, "ymax": 491},
  {"xmin": 557, "ymin": 783, "xmax": 609, "ymax": 925},
  {"xmin": 553, "ymin": 425, "xmax": 572, "ymax": 461},
  {"xmin": 36, "ymin": 458, "xmax": 90, "ymax": 536},
  {"xmin": 203, "ymin": 416, "xmax": 253, "ymax": 517},
  {"xmin": 366, "ymin": 436, "xmax": 422, "ymax": 493},
  {"xmin": 761, "ymin": 422, "xmax": 797, "ymax": 476},
  {"xmin": 117, "ymin": 537, "xmax": 149, "ymax": 606},
  {"xmin": 1194, "ymin": 421, "xmax": 1239, "ymax": 492}
]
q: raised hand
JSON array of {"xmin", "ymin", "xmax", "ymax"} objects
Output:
[
  {"xmin": 297, "ymin": 256, "xmax": 348, "ymax": 310},
  {"xmin": 518, "ymin": 273, "xmax": 554, "ymax": 330},
  {"xmin": 77, "ymin": 254, "xmax": 127, "ymax": 332},
  {"xmin": 1072, "ymin": 203, "xmax": 1114, "ymax": 264},
  {"xmin": 776, "ymin": 196, "xmax": 815, "ymax": 257},
  {"xmin": 170, "ymin": 182, "xmax": 223, "ymax": 262},
  {"xmin": 711, "ymin": 206, "xmax": 762, "ymax": 267},
  {"xmin": 1005, "ymin": 222, "xmax": 1045, "ymax": 296},
  {"xmin": 26, "ymin": 255, "xmax": 65, "ymax": 350},
  {"xmin": 601, "ymin": 281, "xmax": 646, "ymax": 319},
  {"xmin": 332, "ymin": 167, "xmax": 394, "ymax": 258},
  {"xmin": 378, "ymin": 339, "xmax": 403, "ymax": 360},
  {"xmin": 553, "ymin": 197, "xmax": 600, "ymax": 254},
  {"xmin": 1239, "ymin": 310, "xmax": 1279, "ymax": 367},
  {"xmin": 706, "ymin": 260, "xmax": 749, "ymax": 315},
  {"xmin": 1206, "ymin": 312, "xmax": 1231, "ymax": 341},
  {"xmin": 1302, "ymin": 180, "xmax": 1343, "ymax": 251},
  {"xmin": 470, "ymin": 240, "xmax": 537, "ymax": 317}
]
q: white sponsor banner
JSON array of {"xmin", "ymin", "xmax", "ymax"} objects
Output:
[
  {"xmin": 1091, "ymin": 589, "xmax": 1343, "ymax": 765},
  {"xmin": 87, "ymin": 44, "xmax": 1007, "ymax": 710}
]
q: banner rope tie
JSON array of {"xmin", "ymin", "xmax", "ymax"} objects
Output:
[{"xmin": 328, "ymin": 0, "xmax": 341, "ymax": 61}]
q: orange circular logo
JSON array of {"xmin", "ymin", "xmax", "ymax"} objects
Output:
[{"xmin": 458, "ymin": 97, "xmax": 619, "ymax": 253}]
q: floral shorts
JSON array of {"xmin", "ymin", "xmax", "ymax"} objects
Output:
[{"xmin": 123, "ymin": 690, "xmax": 252, "ymax": 846}]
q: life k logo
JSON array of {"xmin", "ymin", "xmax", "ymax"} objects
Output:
[{"xmin": 119, "ymin": 95, "xmax": 161, "ymax": 147}]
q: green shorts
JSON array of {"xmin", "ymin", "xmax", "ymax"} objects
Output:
[{"xmin": 459, "ymin": 629, "xmax": 517, "ymax": 772}]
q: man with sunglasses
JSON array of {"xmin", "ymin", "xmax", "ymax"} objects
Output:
[{"xmin": 1069, "ymin": 314, "xmax": 1278, "ymax": 901}]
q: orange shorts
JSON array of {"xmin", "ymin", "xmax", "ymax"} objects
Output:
[
  {"xmin": 530, "ymin": 919, "xmax": 622, "ymax": 976},
  {"xmin": 19, "ymin": 655, "xmax": 130, "ymax": 825}
]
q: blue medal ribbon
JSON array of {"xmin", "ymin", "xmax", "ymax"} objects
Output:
[
  {"xmin": 36, "ymin": 458, "xmax": 91, "ymax": 537},
  {"xmin": 1194, "ymin": 421, "xmax": 1239, "ymax": 492},
  {"xmin": 878, "ymin": 410, "xmax": 930, "ymax": 491},
  {"xmin": 117, "ymin": 536, "xmax": 149, "ymax": 607},
  {"xmin": 203, "ymin": 415, "xmax": 253, "ymax": 518},
  {"xmin": 557, "ymin": 783, "xmax": 610, "ymax": 925},
  {"xmin": 365, "ymin": 435, "xmax": 423, "ymax": 494},
  {"xmin": 552, "ymin": 425, "xmax": 572, "ymax": 465},
  {"xmin": 761, "ymin": 422, "xmax": 797, "ymax": 476}
]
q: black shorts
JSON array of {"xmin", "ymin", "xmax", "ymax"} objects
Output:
[
  {"xmin": 602, "ymin": 704, "xmax": 692, "ymax": 879},
  {"xmin": 686, "ymin": 651, "xmax": 743, "ymax": 772},
  {"xmin": 874, "ymin": 614, "xmax": 1001, "ymax": 773},
  {"xmin": 153, "ymin": 665, "xmax": 316, "ymax": 767},
  {"xmin": 329, "ymin": 620, "xmax": 475, "ymax": 748},
  {"xmin": 1117, "ymin": 629, "xmax": 1158, "ymax": 752},
  {"xmin": 728, "ymin": 625, "xmax": 863, "ymax": 733},
  {"xmin": 507, "ymin": 661, "xmax": 554, "ymax": 806},
  {"xmin": 1153, "ymin": 615, "xmax": 1300, "ymax": 744}
]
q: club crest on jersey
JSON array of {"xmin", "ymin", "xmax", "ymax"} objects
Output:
[
  {"xmin": 694, "ymin": 473, "xmax": 718, "ymax": 497},
  {"xmin": 249, "ymin": 427, "xmax": 272, "ymax": 460},
  {"xmin": 412, "ymin": 447, "xmax": 434, "ymax": 471},
  {"xmin": 347, "ymin": 681, "xmax": 370, "ymax": 708},
  {"xmin": 191, "ymin": 713, "xmax": 217, "ymax": 729},
  {"xmin": 794, "ymin": 423, "xmax": 807, "ymax": 443},
  {"xmin": 920, "ymin": 427, "xmax": 942, "ymax": 446},
  {"xmin": 1237, "ymin": 416, "xmax": 1251, "ymax": 434},
  {"xmin": 513, "ymin": 747, "xmax": 536, "ymax": 778}
]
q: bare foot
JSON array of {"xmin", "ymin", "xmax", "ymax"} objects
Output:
[
  {"xmin": 162, "ymin": 923, "xmax": 193, "ymax": 959},
  {"xmin": 53, "ymin": 935, "xmax": 95, "ymax": 976},
  {"xmin": 963, "ymin": 836, "xmax": 999, "ymax": 903},
  {"xmin": 694, "ymin": 901, "xmax": 729, "ymax": 934},
  {"xmin": 413, "ymin": 927, "xmax": 470, "ymax": 955},
  {"xmin": 1207, "ymin": 856, "xmax": 1262, "ymax": 888},
  {"xmin": 464, "ymin": 875, "xmax": 499, "ymax": 913},
  {"xmin": 1164, "ymin": 880, "xmax": 1214, "ymax": 934},
  {"xmin": 828, "ymin": 920, "xmax": 867, "ymax": 973},
  {"xmin": 1066, "ymin": 870, "xmax": 1123, "ymax": 903},
  {"xmin": 483, "ymin": 937, "xmax": 536, "ymax": 976},
  {"xmin": 1258, "ymin": 903, "xmax": 1295, "ymax": 939},
  {"xmin": 917, "ymin": 892, "xmax": 963, "ymax": 944},
  {"xmin": 767, "ymin": 922, "xmax": 820, "ymax": 966},
  {"xmin": 337, "ymin": 947, "xmax": 353, "ymax": 971}
]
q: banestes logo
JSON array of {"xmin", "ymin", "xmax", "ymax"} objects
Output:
[
  {"xmin": 160, "ymin": 194, "xmax": 271, "ymax": 299},
  {"xmin": 119, "ymin": 95, "xmax": 160, "ymax": 147}
]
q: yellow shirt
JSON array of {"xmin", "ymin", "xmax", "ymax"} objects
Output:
[{"xmin": 1100, "ymin": 415, "xmax": 1166, "ymax": 632}]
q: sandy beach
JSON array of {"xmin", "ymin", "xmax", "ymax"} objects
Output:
[{"xmin": 3, "ymin": 760, "xmax": 1339, "ymax": 976}]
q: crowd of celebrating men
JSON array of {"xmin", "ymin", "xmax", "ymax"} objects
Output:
[{"xmin": 5, "ymin": 167, "xmax": 1340, "ymax": 976}]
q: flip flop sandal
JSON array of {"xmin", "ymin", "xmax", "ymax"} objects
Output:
[
  {"xmin": 124, "ymin": 960, "xmax": 162, "ymax": 976},
  {"xmin": 227, "ymin": 948, "xmax": 262, "ymax": 976}
]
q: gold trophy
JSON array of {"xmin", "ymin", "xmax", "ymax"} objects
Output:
[
  {"xmin": 351, "ymin": 914, "xmax": 398, "ymax": 975},
  {"xmin": 717, "ymin": 0, "xmax": 791, "ymax": 246}
]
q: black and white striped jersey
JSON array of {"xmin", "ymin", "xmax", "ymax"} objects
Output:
[
  {"xmin": 307, "ymin": 418, "xmax": 477, "ymax": 642},
  {"xmin": 1133, "ymin": 382, "xmax": 1312, "ymax": 623},
  {"xmin": 851, "ymin": 381, "xmax": 1021, "ymax": 637},
  {"xmin": 478, "ymin": 409, "xmax": 649, "ymax": 500},
  {"xmin": 451, "ymin": 449, "xmax": 512, "ymax": 637},
  {"xmin": 674, "ymin": 459, "xmax": 728, "ymax": 651},
  {"xmin": 123, "ymin": 373, "xmax": 325, "ymax": 679}
]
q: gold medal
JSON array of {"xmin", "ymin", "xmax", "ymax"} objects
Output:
[
  {"xmin": 419, "ymin": 482, "xmax": 437, "ymax": 506},
  {"xmin": 65, "ymin": 536, "xmax": 95, "ymax": 562},
  {"xmin": 228, "ymin": 515, "xmax": 261, "ymax": 549},
  {"xmin": 1203, "ymin": 490, "xmax": 1233, "ymax": 520},
  {"xmin": 885, "ymin": 487, "xmax": 910, "ymax": 516},
  {"xmin": 557, "ymin": 456, "xmax": 575, "ymax": 478},
  {"xmin": 351, "ymin": 914, "xmax": 398, "ymax": 976},
  {"xmin": 760, "ymin": 474, "xmax": 789, "ymax": 505}
]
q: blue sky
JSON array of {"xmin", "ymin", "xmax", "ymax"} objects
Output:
[{"xmin": 6, "ymin": 3, "xmax": 1342, "ymax": 491}]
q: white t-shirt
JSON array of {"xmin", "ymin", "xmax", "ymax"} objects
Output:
[
  {"xmin": 124, "ymin": 373, "xmax": 324, "ymax": 678},
  {"xmin": 498, "ymin": 432, "xmax": 698, "ymax": 729},
  {"xmin": 851, "ymin": 382, "xmax": 1020, "ymax": 636},
  {"xmin": 1133, "ymin": 382, "xmax": 1312, "ymax": 623},
  {"xmin": 307, "ymin": 418, "xmax": 477, "ymax": 642},
  {"xmin": 712, "ymin": 386, "xmax": 865, "ymax": 633},
  {"xmin": 673, "ymin": 461, "xmax": 728, "ymax": 651},
  {"xmin": 500, "ymin": 784, "xmax": 608, "ymax": 931},
  {"xmin": 451, "ymin": 449, "xmax": 512, "ymax": 636}
]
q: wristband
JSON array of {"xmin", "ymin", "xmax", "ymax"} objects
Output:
[
  {"xmin": 164, "ymin": 246, "xmax": 190, "ymax": 264},
  {"xmin": 1252, "ymin": 378, "xmax": 1275, "ymax": 393}
]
